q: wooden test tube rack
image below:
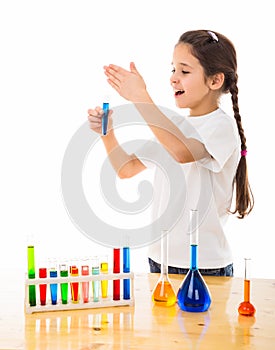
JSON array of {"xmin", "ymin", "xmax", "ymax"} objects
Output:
[{"xmin": 25, "ymin": 272, "xmax": 134, "ymax": 314}]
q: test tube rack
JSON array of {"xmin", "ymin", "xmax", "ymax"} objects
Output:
[{"xmin": 25, "ymin": 271, "xmax": 134, "ymax": 314}]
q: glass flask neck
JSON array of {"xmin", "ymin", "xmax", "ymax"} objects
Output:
[
  {"xmin": 244, "ymin": 258, "xmax": 252, "ymax": 302},
  {"xmin": 190, "ymin": 245, "xmax": 198, "ymax": 270},
  {"xmin": 152, "ymin": 229, "xmax": 177, "ymax": 306},
  {"xmin": 189, "ymin": 209, "xmax": 199, "ymax": 270},
  {"xmin": 244, "ymin": 258, "xmax": 251, "ymax": 280},
  {"xmin": 160, "ymin": 230, "xmax": 169, "ymax": 277}
]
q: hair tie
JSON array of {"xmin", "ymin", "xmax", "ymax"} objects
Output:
[{"xmin": 241, "ymin": 149, "xmax": 247, "ymax": 157}]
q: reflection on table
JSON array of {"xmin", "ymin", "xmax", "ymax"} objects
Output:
[{"xmin": 22, "ymin": 274, "xmax": 275, "ymax": 349}]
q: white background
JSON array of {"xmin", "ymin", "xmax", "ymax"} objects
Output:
[{"xmin": 0, "ymin": 0, "xmax": 274, "ymax": 287}]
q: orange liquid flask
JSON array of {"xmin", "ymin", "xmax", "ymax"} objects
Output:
[
  {"xmin": 152, "ymin": 230, "xmax": 176, "ymax": 307},
  {"xmin": 238, "ymin": 258, "xmax": 256, "ymax": 317}
]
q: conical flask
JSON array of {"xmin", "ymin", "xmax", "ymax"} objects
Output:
[
  {"xmin": 152, "ymin": 230, "xmax": 177, "ymax": 307},
  {"xmin": 177, "ymin": 209, "xmax": 211, "ymax": 312}
]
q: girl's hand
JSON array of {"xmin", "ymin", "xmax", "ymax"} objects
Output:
[
  {"xmin": 87, "ymin": 106, "xmax": 113, "ymax": 135},
  {"xmin": 103, "ymin": 62, "xmax": 151, "ymax": 103}
]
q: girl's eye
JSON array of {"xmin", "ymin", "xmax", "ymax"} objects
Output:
[{"xmin": 171, "ymin": 68, "xmax": 190, "ymax": 74}]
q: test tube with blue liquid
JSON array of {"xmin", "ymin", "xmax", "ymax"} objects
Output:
[
  {"xmin": 49, "ymin": 258, "xmax": 58, "ymax": 305},
  {"xmin": 102, "ymin": 98, "xmax": 109, "ymax": 136},
  {"xmin": 123, "ymin": 247, "xmax": 131, "ymax": 300}
]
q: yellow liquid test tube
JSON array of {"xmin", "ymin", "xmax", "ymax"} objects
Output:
[{"xmin": 100, "ymin": 256, "xmax": 108, "ymax": 298}]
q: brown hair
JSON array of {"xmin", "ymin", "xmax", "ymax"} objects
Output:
[{"xmin": 178, "ymin": 30, "xmax": 254, "ymax": 218}]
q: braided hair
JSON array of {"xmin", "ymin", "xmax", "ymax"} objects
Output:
[{"xmin": 178, "ymin": 30, "xmax": 254, "ymax": 218}]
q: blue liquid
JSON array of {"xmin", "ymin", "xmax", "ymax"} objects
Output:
[
  {"xmin": 50, "ymin": 270, "xmax": 58, "ymax": 305},
  {"xmin": 177, "ymin": 245, "xmax": 211, "ymax": 312},
  {"xmin": 123, "ymin": 247, "xmax": 130, "ymax": 300},
  {"xmin": 123, "ymin": 280, "xmax": 130, "ymax": 300},
  {"xmin": 102, "ymin": 102, "xmax": 109, "ymax": 135}
]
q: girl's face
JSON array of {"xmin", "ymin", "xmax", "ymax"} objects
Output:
[{"xmin": 170, "ymin": 43, "xmax": 219, "ymax": 116}]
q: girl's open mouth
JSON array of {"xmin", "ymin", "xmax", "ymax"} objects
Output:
[{"xmin": 174, "ymin": 90, "xmax": 185, "ymax": 96}]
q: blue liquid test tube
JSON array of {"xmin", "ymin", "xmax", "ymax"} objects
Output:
[
  {"xmin": 49, "ymin": 268, "xmax": 58, "ymax": 305},
  {"xmin": 102, "ymin": 102, "xmax": 109, "ymax": 135},
  {"xmin": 123, "ymin": 247, "xmax": 130, "ymax": 300}
]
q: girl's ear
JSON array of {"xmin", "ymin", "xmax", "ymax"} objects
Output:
[{"xmin": 208, "ymin": 72, "xmax": 225, "ymax": 90}]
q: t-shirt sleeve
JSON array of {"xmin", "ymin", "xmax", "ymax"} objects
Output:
[{"xmin": 196, "ymin": 117, "xmax": 239, "ymax": 172}]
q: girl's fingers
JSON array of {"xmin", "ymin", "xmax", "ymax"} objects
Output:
[
  {"xmin": 87, "ymin": 109, "xmax": 113, "ymax": 126},
  {"xmin": 88, "ymin": 107, "xmax": 103, "ymax": 116}
]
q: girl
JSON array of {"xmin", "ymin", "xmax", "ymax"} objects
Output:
[{"xmin": 88, "ymin": 29, "xmax": 254, "ymax": 276}]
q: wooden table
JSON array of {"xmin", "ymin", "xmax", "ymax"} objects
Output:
[{"xmin": 1, "ymin": 273, "xmax": 275, "ymax": 349}]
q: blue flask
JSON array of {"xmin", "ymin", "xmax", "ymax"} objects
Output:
[{"xmin": 177, "ymin": 209, "xmax": 211, "ymax": 312}]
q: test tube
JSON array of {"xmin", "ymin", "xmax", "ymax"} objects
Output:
[
  {"xmin": 60, "ymin": 263, "xmax": 69, "ymax": 304},
  {"xmin": 92, "ymin": 257, "xmax": 100, "ymax": 302},
  {"xmin": 81, "ymin": 259, "xmax": 90, "ymax": 303},
  {"xmin": 113, "ymin": 248, "xmax": 120, "ymax": 300},
  {"xmin": 70, "ymin": 266, "xmax": 79, "ymax": 303},
  {"xmin": 39, "ymin": 268, "xmax": 47, "ymax": 306},
  {"xmin": 27, "ymin": 243, "xmax": 36, "ymax": 306},
  {"xmin": 49, "ymin": 259, "xmax": 58, "ymax": 305},
  {"xmin": 123, "ymin": 247, "xmax": 130, "ymax": 300},
  {"xmin": 100, "ymin": 255, "xmax": 109, "ymax": 298},
  {"xmin": 102, "ymin": 101, "xmax": 109, "ymax": 135}
]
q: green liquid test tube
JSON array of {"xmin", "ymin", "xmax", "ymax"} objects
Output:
[
  {"xmin": 60, "ymin": 264, "xmax": 68, "ymax": 304},
  {"xmin": 27, "ymin": 245, "xmax": 36, "ymax": 306}
]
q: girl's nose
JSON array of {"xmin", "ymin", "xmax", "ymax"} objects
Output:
[{"xmin": 170, "ymin": 73, "xmax": 179, "ymax": 85}]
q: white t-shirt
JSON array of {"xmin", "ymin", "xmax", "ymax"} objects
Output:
[{"xmin": 135, "ymin": 108, "xmax": 240, "ymax": 269}]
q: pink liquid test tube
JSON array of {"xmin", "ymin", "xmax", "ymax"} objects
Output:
[
  {"xmin": 39, "ymin": 268, "xmax": 47, "ymax": 306},
  {"xmin": 81, "ymin": 264, "xmax": 90, "ymax": 303}
]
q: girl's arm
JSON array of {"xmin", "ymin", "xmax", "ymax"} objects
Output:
[
  {"xmin": 104, "ymin": 62, "xmax": 208, "ymax": 163},
  {"xmin": 88, "ymin": 107, "xmax": 146, "ymax": 179}
]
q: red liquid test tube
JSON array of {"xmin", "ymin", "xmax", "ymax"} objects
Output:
[
  {"xmin": 113, "ymin": 248, "xmax": 120, "ymax": 300},
  {"xmin": 70, "ymin": 266, "xmax": 79, "ymax": 303},
  {"xmin": 39, "ymin": 268, "xmax": 47, "ymax": 306}
]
